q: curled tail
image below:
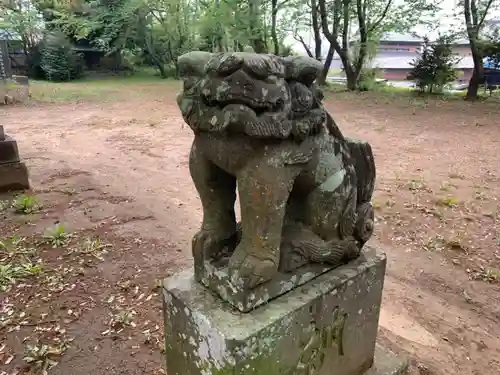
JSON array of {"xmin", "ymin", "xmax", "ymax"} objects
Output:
[
  {"xmin": 325, "ymin": 112, "xmax": 376, "ymax": 202},
  {"xmin": 345, "ymin": 138, "xmax": 376, "ymax": 246},
  {"xmin": 345, "ymin": 138, "xmax": 376, "ymax": 204}
]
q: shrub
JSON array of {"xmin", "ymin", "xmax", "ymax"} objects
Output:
[
  {"xmin": 407, "ymin": 36, "xmax": 459, "ymax": 94},
  {"xmin": 26, "ymin": 43, "xmax": 45, "ymax": 79},
  {"xmin": 40, "ymin": 31, "xmax": 84, "ymax": 82},
  {"xmin": 357, "ymin": 68, "xmax": 382, "ymax": 91}
]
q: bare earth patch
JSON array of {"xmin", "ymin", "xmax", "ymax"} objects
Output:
[{"xmin": 1, "ymin": 82, "xmax": 499, "ymax": 375}]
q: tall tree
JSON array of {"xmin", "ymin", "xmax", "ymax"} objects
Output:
[
  {"xmin": 462, "ymin": 0, "xmax": 497, "ymax": 100},
  {"xmin": 289, "ymin": 0, "xmax": 322, "ymax": 59},
  {"xmin": 288, "ymin": 0, "xmax": 334, "ymax": 84},
  {"xmin": 197, "ymin": 0, "xmax": 272, "ymax": 53},
  {"xmin": 317, "ymin": 0, "xmax": 437, "ymax": 90},
  {"xmin": 49, "ymin": 0, "xmax": 197, "ymax": 77},
  {"xmin": 0, "ymin": 0, "xmax": 44, "ymax": 56},
  {"xmin": 270, "ymin": 0, "xmax": 292, "ymax": 55}
]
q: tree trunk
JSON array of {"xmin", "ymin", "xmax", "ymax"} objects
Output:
[
  {"xmin": 295, "ymin": 35, "xmax": 314, "ymax": 57},
  {"xmin": 465, "ymin": 46, "xmax": 484, "ymax": 100},
  {"xmin": 354, "ymin": 0, "xmax": 368, "ymax": 76},
  {"xmin": 318, "ymin": 45, "xmax": 335, "ymax": 85},
  {"xmin": 345, "ymin": 70, "xmax": 357, "ymax": 90},
  {"xmin": 215, "ymin": 33, "xmax": 224, "ymax": 52},
  {"xmin": 463, "ymin": 0, "xmax": 494, "ymax": 100},
  {"xmin": 157, "ymin": 63, "xmax": 167, "ymax": 78},
  {"xmin": 252, "ymin": 39, "xmax": 268, "ymax": 53},
  {"xmin": 249, "ymin": 0, "xmax": 268, "ymax": 53},
  {"xmin": 311, "ymin": 0, "xmax": 322, "ymax": 60},
  {"xmin": 318, "ymin": 0, "xmax": 358, "ymax": 90},
  {"xmin": 271, "ymin": 14, "xmax": 279, "ymax": 55},
  {"xmin": 465, "ymin": 67, "xmax": 482, "ymax": 100},
  {"xmin": 215, "ymin": 0, "xmax": 224, "ymax": 52},
  {"xmin": 271, "ymin": 0, "xmax": 279, "ymax": 55},
  {"xmin": 144, "ymin": 34, "xmax": 167, "ymax": 78},
  {"xmin": 343, "ymin": 61, "xmax": 357, "ymax": 90}
]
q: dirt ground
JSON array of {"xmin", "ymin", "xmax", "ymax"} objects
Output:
[{"xmin": 0, "ymin": 81, "xmax": 499, "ymax": 375}]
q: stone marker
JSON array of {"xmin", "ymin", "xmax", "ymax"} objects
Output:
[
  {"xmin": 0, "ymin": 40, "xmax": 12, "ymax": 79},
  {"xmin": 0, "ymin": 40, "xmax": 30, "ymax": 104},
  {"xmin": 163, "ymin": 51, "xmax": 407, "ymax": 375},
  {"xmin": 0, "ymin": 125, "xmax": 30, "ymax": 192},
  {"xmin": 0, "ymin": 135, "xmax": 21, "ymax": 164}
]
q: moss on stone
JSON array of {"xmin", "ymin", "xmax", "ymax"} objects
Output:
[{"xmin": 210, "ymin": 353, "xmax": 294, "ymax": 375}]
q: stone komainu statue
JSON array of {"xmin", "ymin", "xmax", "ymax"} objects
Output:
[{"xmin": 177, "ymin": 51, "xmax": 376, "ymax": 290}]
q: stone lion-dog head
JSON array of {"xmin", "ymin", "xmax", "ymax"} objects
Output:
[{"xmin": 176, "ymin": 51, "xmax": 327, "ymax": 142}]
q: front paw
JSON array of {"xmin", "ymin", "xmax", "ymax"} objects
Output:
[
  {"xmin": 228, "ymin": 243, "xmax": 279, "ymax": 289},
  {"xmin": 192, "ymin": 230, "xmax": 237, "ymax": 266}
]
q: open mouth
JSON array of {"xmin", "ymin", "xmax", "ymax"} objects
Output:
[{"xmin": 202, "ymin": 96, "xmax": 285, "ymax": 116}]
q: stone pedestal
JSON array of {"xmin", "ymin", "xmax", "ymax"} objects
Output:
[
  {"xmin": 0, "ymin": 125, "xmax": 30, "ymax": 192},
  {"xmin": 163, "ymin": 247, "xmax": 407, "ymax": 375}
]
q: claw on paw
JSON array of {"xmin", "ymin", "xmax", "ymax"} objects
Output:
[
  {"xmin": 228, "ymin": 248, "xmax": 278, "ymax": 289},
  {"xmin": 192, "ymin": 229, "xmax": 238, "ymax": 266}
]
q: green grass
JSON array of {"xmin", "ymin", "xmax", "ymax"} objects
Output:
[
  {"xmin": 320, "ymin": 81, "xmax": 500, "ymax": 110},
  {"xmin": 327, "ymin": 68, "xmax": 342, "ymax": 77},
  {"xmin": 324, "ymin": 80, "xmax": 500, "ymax": 103},
  {"xmin": 324, "ymin": 81, "xmax": 465, "ymax": 96},
  {"xmin": 27, "ymin": 67, "xmax": 500, "ymax": 107},
  {"xmin": 30, "ymin": 68, "xmax": 181, "ymax": 103},
  {"xmin": 12, "ymin": 195, "xmax": 41, "ymax": 214}
]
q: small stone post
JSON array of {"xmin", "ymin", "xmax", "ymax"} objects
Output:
[
  {"xmin": 0, "ymin": 125, "xmax": 30, "ymax": 192},
  {"xmin": 0, "ymin": 39, "xmax": 12, "ymax": 79}
]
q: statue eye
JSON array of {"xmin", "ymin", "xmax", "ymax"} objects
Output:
[{"xmin": 297, "ymin": 71, "xmax": 318, "ymax": 86}]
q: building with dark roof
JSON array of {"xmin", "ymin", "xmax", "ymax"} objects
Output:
[
  {"xmin": 376, "ymin": 32, "xmax": 423, "ymax": 53},
  {"xmin": 329, "ymin": 32, "xmax": 474, "ymax": 82}
]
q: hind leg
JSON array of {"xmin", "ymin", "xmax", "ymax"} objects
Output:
[
  {"xmin": 305, "ymin": 164, "xmax": 357, "ymax": 239},
  {"xmin": 279, "ymin": 221, "xmax": 360, "ymax": 272},
  {"xmin": 297, "ymin": 165, "xmax": 361, "ymax": 265}
]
